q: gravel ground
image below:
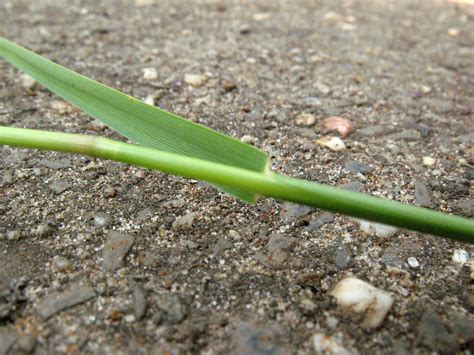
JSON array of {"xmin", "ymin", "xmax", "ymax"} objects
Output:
[{"xmin": 1, "ymin": 0, "xmax": 473, "ymax": 353}]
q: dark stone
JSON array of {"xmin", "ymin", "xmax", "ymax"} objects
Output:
[
  {"xmin": 344, "ymin": 161, "xmax": 372, "ymax": 174},
  {"xmin": 333, "ymin": 243, "xmax": 352, "ymax": 270},
  {"xmin": 412, "ymin": 123, "xmax": 432, "ymax": 137},
  {"xmin": 453, "ymin": 198, "xmax": 474, "ymax": 217},
  {"xmin": 444, "ymin": 181, "xmax": 469, "ymax": 199},
  {"xmin": 304, "ymin": 213, "xmax": 334, "ymax": 232},
  {"xmin": 414, "ymin": 181, "xmax": 434, "ymax": 208}
]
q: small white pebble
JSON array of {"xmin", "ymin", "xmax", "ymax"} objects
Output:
[
  {"xmin": 253, "ymin": 12, "xmax": 270, "ymax": 21},
  {"xmin": 142, "ymin": 67, "xmax": 158, "ymax": 80},
  {"xmin": 184, "ymin": 73, "xmax": 207, "ymax": 87},
  {"xmin": 452, "ymin": 249, "xmax": 469, "ymax": 265},
  {"xmin": 407, "ymin": 257, "xmax": 420, "ymax": 268},
  {"xmin": 295, "ymin": 113, "xmax": 316, "ymax": 127},
  {"xmin": 316, "ymin": 136, "xmax": 346, "ymax": 152},
  {"xmin": 124, "ymin": 314, "xmax": 135, "ymax": 323},
  {"xmin": 448, "ymin": 28, "xmax": 459, "ymax": 36},
  {"xmin": 331, "ymin": 277, "xmax": 394, "ymax": 328},
  {"xmin": 144, "ymin": 95, "xmax": 155, "ymax": 106},
  {"xmin": 422, "ymin": 156, "xmax": 436, "ymax": 166},
  {"xmin": 356, "ymin": 219, "xmax": 399, "ymax": 238},
  {"xmin": 19, "ymin": 74, "xmax": 37, "ymax": 91},
  {"xmin": 241, "ymin": 135, "xmax": 256, "ymax": 143}
]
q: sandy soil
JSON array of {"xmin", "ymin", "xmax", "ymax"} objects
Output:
[{"xmin": 1, "ymin": 0, "xmax": 473, "ymax": 353}]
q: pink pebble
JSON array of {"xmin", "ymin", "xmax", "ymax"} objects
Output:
[{"xmin": 321, "ymin": 116, "xmax": 354, "ymax": 137}]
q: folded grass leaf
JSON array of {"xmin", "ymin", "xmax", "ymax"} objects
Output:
[{"xmin": 0, "ymin": 36, "xmax": 268, "ymax": 202}]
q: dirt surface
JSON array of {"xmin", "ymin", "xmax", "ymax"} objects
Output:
[{"xmin": 1, "ymin": 0, "xmax": 473, "ymax": 353}]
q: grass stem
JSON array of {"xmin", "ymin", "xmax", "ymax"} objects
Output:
[{"xmin": 1, "ymin": 126, "xmax": 473, "ymax": 243}]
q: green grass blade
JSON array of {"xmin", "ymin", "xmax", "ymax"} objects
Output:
[
  {"xmin": 1, "ymin": 126, "xmax": 473, "ymax": 243},
  {"xmin": 0, "ymin": 36, "xmax": 269, "ymax": 202}
]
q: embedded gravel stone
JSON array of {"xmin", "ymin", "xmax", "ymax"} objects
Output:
[
  {"xmin": 172, "ymin": 212, "xmax": 197, "ymax": 230},
  {"xmin": 37, "ymin": 285, "xmax": 96, "ymax": 319},
  {"xmin": 344, "ymin": 161, "xmax": 372, "ymax": 174},
  {"xmin": 304, "ymin": 213, "xmax": 335, "ymax": 232},
  {"xmin": 49, "ymin": 179, "xmax": 71, "ymax": 194},
  {"xmin": 414, "ymin": 181, "xmax": 434, "ymax": 208},
  {"xmin": 102, "ymin": 231, "xmax": 134, "ymax": 271}
]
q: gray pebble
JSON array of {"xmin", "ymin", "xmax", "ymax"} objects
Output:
[
  {"xmin": 413, "ymin": 123, "xmax": 432, "ymax": 137},
  {"xmin": 333, "ymin": 243, "xmax": 352, "ymax": 270},
  {"xmin": 386, "ymin": 129, "xmax": 421, "ymax": 141},
  {"xmin": 338, "ymin": 181, "xmax": 364, "ymax": 192},
  {"xmin": 420, "ymin": 98, "xmax": 453, "ymax": 114},
  {"xmin": 254, "ymin": 234, "xmax": 296, "ymax": 269},
  {"xmin": 444, "ymin": 181, "xmax": 469, "ymax": 199},
  {"xmin": 344, "ymin": 161, "xmax": 372, "ymax": 174},
  {"xmin": 459, "ymin": 133, "xmax": 474, "ymax": 145},
  {"xmin": 102, "ymin": 231, "xmax": 134, "ymax": 271},
  {"xmin": 0, "ymin": 330, "xmax": 18, "ymax": 355},
  {"xmin": 50, "ymin": 180, "xmax": 71, "ymax": 195},
  {"xmin": 172, "ymin": 212, "xmax": 197, "ymax": 230},
  {"xmin": 2, "ymin": 171, "xmax": 13, "ymax": 185},
  {"xmin": 104, "ymin": 186, "xmax": 117, "ymax": 197},
  {"xmin": 52, "ymin": 256, "xmax": 72, "ymax": 272},
  {"xmin": 304, "ymin": 213, "xmax": 334, "ymax": 232},
  {"xmin": 281, "ymin": 202, "xmax": 312, "ymax": 220},
  {"xmin": 267, "ymin": 234, "xmax": 297, "ymax": 253},
  {"xmin": 382, "ymin": 247, "xmax": 405, "ymax": 268},
  {"xmin": 212, "ymin": 237, "xmax": 234, "ymax": 254},
  {"xmin": 134, "ymin": 285, "xmax": 146, "ymax": 320},
  {"xmin": 137, "ymin": 207, "xmax": 153, "ymax": 219},
  {"xmin": 358, "ymin": 125, "xmax": 388, "ymax": 137},
  {"xmin": 231, "ymin": 321, "xmax": 285, "ymax": 355},
  {"xmin": 37, "ymin": 158, "xmax": 72, "ymax": 169},
  {"xmin": 179, "ymin": 238, "xmax": 199, "ymax": 249},
  {"xmin": 14, "ymin": 334, "xmax": 37, "ymax": 354},
  {"xmin": 163, "ymin": 199, "xmax": 186, "ymax": 208},
  {"xmin": 414, "ymin": 181, "xmax": 434, "ymax": 208},
  {"xmin": 158, "ymin": 295, "xmax": 187, "ymax": 324},
  {"xmin": 417, "ymin": 311, "xmax": 457, "ymax": 352},
  {"xmin": 453, "ymin": 198, "xmax": 473, "ymax": 217},
  {"xmin": 37, "ymin": 284, "xmax": 96, "ymax": 319}
]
